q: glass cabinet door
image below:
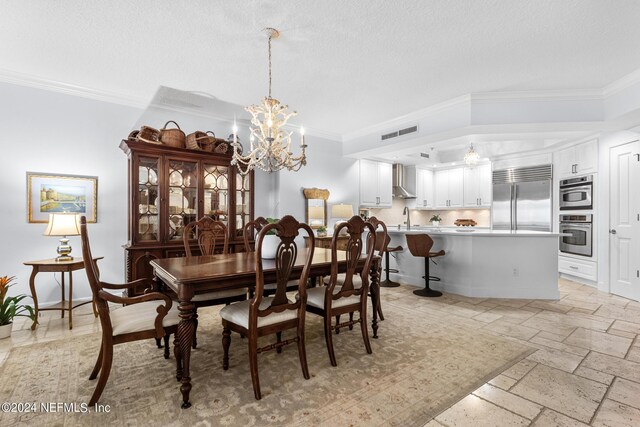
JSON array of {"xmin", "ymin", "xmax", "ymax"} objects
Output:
[
  {"xmin": 137, "ymin": 156, "xmax": 159, "ymax": 242},
  {"xmin": 167, "ymin": 160, "xmax": 199, "ymax": 241},
  {"xmin": 235, "ymin": 172, "xmax": 252, "ymax": 237},
  {"xmin": 203, "ymin": 164, "xmax": 229, "ymax": 227}
]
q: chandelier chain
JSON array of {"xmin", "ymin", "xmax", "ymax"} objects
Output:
[{"xmin": 268, "ymin": 32, "xmax": 272, "ymax": 98}]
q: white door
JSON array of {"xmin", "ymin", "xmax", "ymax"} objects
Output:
[
  {"xmin": 556, "ymin": 146, "xmax": 576, "ymax": 179},
  {"xmin": 359, "ymin": 160, "xmax": 378, "ymax": 206},
  {"xmin": 610, "ymin": 140, "xmax": 640, "ymax": 301},
  {"xmin": 416, "ymin": 168, "xmax": 426, "ymax": 207},
  {"xmin": 448, "ymin": 167, "xmax": 464, "ymax": 207},
  {"xmin": 377, "ymin": 162, "xmax": 393, "ymax": 207},
  {"xmin": 478, "ymin": 163, "xmax": 493, "ymax": 207},
  {"xmin": 434, "ymin": 169, "xmax": 449, "ymax": 208},
  {"xmin": 423, "ymin": 169, "xmax": 434, "ymax": 208},
  {"xmin": 576, "ymin": 139, "xmax": 598, "ymax": 175},
  {"xmin": 463, "ymin": 167, "xmax": 479, "ymax": 207}
]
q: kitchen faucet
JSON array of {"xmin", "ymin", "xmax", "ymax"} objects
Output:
[{"xmin": 402, "ymin": 207, "xmax": 411, "ymax": 230}]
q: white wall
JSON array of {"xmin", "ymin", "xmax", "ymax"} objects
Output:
[
  {"xmin": 0, "ymin": 82, "xmax": 141, "ymax": 304},
  {"xmin": 0, "ymin": 82, "xmax": 351, "ymax": 305}
]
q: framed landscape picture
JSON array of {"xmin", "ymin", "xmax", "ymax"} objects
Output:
[{"xmin": 27, "ymin": 172, "xmax": 98, "ymax": 223}]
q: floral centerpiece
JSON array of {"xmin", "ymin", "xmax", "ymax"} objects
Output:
[
  {"xmin": 0, "ymin": 276, "xmax": 36, "ymax": 339},
  {"xmin": 429, "ymin": 214, "xmax": 442, "ymax": 227},
  {"xmin": 317, "ymin": 226, "xmax": 327, "ymax": 237},
  {"xmin": 261, "ymin": 218, "xmax": 280, "ymax": 259}
]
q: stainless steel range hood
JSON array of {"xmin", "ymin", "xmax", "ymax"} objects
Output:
[{"xmin": 392, "ymin": 164, "xmax": 416, "ymax": 199}]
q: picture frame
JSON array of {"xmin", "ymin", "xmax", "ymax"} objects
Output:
[{"xmin": 26, "ymin": 172, "xmax": 98, "ymax": 223}]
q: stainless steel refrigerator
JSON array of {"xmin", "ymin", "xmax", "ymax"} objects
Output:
[{"xmin": 492, "ymin": 165, "xmax": 553, "ymax": 232}]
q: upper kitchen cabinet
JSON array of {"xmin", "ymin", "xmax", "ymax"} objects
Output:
[
  {"xmin": 463, "ymin": 163, "xmax": 492, "ymax": 207},
  {"xmin": 434, "ymin": 167, "xmax": 464, "ymax": 208},
  {"xmin": 556, "ymin": 140, "xmax": 598, "ymax": 179},
  {"xmin": 360, "ymin": 159, "xmax": 392, "ymax": 208},
  {"xmin": 415, "ymin": 168, "xmax": 434, "ymax": 209}
]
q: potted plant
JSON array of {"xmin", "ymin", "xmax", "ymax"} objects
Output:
[
  {"xmin": 0, "ymin": 276, "xmax": 36, "ymax": 339},
  {"xmin": 317, "ymin": 226, "xmax": 327, "ymax": 237},
  {"xmin": 430, "ymin": 214, "xmax": 442, "ymax": 227},
  {"xmin": 260, "ymin": 218, "xmax": 280, "ymax": 259}
]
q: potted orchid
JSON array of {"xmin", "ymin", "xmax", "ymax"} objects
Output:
[
  {"xmin": 0, "ymin": 276, "xmax": 36, "ymax": 339},
  {"xmin": 430, "ymin": 214, "xmax": 442, "ymax": 227}
]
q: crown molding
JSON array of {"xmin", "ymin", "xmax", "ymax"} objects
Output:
[
  {"xmin": 603, "ymin": 67, "xmax": 640, "ymax": 97},
  {"xmin": 470, "ymin": 89, "xmax": 603, "ymax": 103},
  {"xmin": 0, "ymin": 68, "xmax": 148, "ymax": 108}
]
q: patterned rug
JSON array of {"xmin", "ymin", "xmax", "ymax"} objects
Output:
[{"xmin": 0, "ymin": 297, "xmax": 533, "ymax": 426}]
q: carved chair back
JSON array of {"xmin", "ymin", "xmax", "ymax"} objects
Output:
[
  {"xmin": 327, "ymin": 216, "xmax": 376, "ymax": 301},
  {"xmin": 183, "ymin": 216, "xmax": 229, "ymax": 257},
  {"xmin": 251, "ymin": 215, "xmax": 315, "ymax": 327},
  {"xmin": 405, "ymin": 233, "xmax": 435, "ymax": 258},
  {"xmin": 243, "ymin": 216, "xmax": 268, "ymax": 252},
  {"xmin": 367, "ymin": 217, "xmax": 388, "ymax": 277}
]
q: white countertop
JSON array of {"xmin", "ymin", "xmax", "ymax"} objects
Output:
[{"xmin": 386, "ymin": 227, "xmax": 565, "ymax": 237}]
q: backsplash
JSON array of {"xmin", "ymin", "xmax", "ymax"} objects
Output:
[{"xmin": 365, "ymin": 198, "xmax": 491, "ymax": 228}]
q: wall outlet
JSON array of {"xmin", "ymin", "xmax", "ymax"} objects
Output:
[{"xmin": 512, "ymin": 268, "xmax": 519, "ymax": 277}]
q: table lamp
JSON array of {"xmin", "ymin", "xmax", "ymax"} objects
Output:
[
  {"xmin": 43, "ymin": 213, "xmax": 81, "ymax": 261},
  {"xmin": 331, "ymin": 203, "xmax": 354, "ymax": 235}
]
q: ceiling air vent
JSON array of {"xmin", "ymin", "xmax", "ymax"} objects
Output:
[
  {"xmin": 420, "ymin": 152, "xmax": 430, "ymax": 159},
  {"xmin": 399, "ymin": 125, "xmax": 418, "ymax": 136},
  {"xmin": 381, "ymin": 131, "xmax": 399, "ymax": 141},
  {"xmin": 380, "ymin": 124, "xmax": 418, "ymax": 141}
]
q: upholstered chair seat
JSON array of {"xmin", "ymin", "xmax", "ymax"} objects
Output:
[
  {"xmin": 306, "ymin": 286, "xmax": 360, "ymax": 310},
  {"xmin": 111, "ymin": 301, "xmax": 180, "ymax": 336},
  {"xmin": 220, "ymin": 297, "xmax": 297, "ymax": 329}
]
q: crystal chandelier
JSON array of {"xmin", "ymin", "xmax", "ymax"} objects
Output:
[
  {"xmin": 464, "ymin": 143, "xmax": 480, "ymax": 166},
  {"xmin": 231, "ymin": 28, "xmax": 307, "ymax": 175}
]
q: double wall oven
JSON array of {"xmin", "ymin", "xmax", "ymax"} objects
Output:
[
  {"xmin": 559, "ymin": 175, "xmax": 593, "ymax": 210},
  {"xmin": 559, "ymin": 214, "xmax": 593, "ymax": 257}
]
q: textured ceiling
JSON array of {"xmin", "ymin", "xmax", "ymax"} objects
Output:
[{"xmin": 2, "ymin": 0, "xmax": 640, "ymax": 135}]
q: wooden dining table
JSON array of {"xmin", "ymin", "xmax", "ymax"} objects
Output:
[{"xmin": 150, "ymin": 247, "xmax": 381, "ymax": 409}]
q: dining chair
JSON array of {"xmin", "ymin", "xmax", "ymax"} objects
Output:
[
  {"xmin": 183, "ymin": 216, "xmax": 248, "ymax": 348},
  {"xmin": 79, "ymin": 216, "xmax": 180, "ymax": 406},
  {"xmin": 220, "ymin": 215, "xmax": 315, "ymax": 400},
  {"xmin": 307, "ymin": 215, "xmax": 376, "ymax": 366},
  {"xmin": 243, "ymin": 216, "xmax": 298, "ymax": 296}
]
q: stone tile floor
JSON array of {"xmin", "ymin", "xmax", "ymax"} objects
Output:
[{"xmin": 1, "ymin": 277, "xmax": 639, "ymax": 426}]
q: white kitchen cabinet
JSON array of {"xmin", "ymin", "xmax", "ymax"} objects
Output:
[
  {"xmin": 359, "ymin": 160, "xmax": 392, "ymax": 208},
  {"xmin": 434, "ymin": 168, "xmax": 464, "ymax": 208},
  {"xmin": 556, "ymin": 140, "xmax": 598, "ymax": 179},
  {"xmin": 415, "ymin": 168, "xmax": 434, "ymax": 208},
  {"xmin": 463, "ymin": 163, "xmax": 492, "ymax": 207}
]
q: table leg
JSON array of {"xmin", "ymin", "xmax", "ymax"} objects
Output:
[
  {"xmin": 177, "ymin": 297, "xmax": 196, "ymax": 409},
  {"xmin": 29, "ymin": 267, "xmax": 39, "ymax": 330},
  {"xmin": 61, "ymin": 271, "xmax": 65, "ymax": 319},
  {"xmin": 370, "ymin": 259, "xmax": 380, "ymax": 339},
  {"xmin": 68, "ymin": 271, "xmax": 73, "ymax": 330}
]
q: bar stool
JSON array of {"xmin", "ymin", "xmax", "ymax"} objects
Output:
[
  {"xmin": 380, "ymin": 242, "xmax": 402, "ymax": 288},
  {"xmin": 405, "ymin": 234, "xmax": 445, "ymax": 297}
]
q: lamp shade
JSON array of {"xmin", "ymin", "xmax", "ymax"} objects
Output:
[
  {"xmin": 331, "ymin": 204, "xmax": 354, "ymax": 219},
  {"xmin": 308, "ymin": 206, "xmax": 324, "ymax": 220},
  {"xmin": 43, "ymin": 213, "xmax": 81, "ymax": 237}
]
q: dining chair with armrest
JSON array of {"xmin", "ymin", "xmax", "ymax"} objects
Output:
[
  {"xmin": 182, "ymin": 216, "xmax": 248, "ymax": 349},
  {"xmin": 221, "ymin": 215, "xmax": 315, "ymax": 400},
  {"xmin": 80, "ymin": 216, "xmax": 180, "ymax": 407},
  {"xmin": 308, "ymin": 215, "xmax": 376, "ymax": 366}
]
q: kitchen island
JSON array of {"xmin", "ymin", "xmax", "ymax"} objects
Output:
[{"xmin": 386, "ymin": 227, "xmax": 563, "ymax": 299}]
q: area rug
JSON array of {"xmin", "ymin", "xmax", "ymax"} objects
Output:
[{"xmin": 0, "ymin": 297, "xmax": 533, "ymax": 426}]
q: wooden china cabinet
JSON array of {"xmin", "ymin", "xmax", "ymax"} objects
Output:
[{"xmin": 120, "ymin": 138, "xmax": 254, "ymax": 297}]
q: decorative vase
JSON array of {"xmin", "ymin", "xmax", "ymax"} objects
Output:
[
  {"xmin": 317, "ymin": 230, "xmax": 327, "ymax": 237},
  {"xmin": 260, "ymin": 234, "xmax": 279, "ymax": 259},
  {"xmin": 0, "ymin": 322, "xmax": 12, "ymax": 340},
  {"xmin": 432, "ymin": 221, "xmax": 440, "ymax": 227}
]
